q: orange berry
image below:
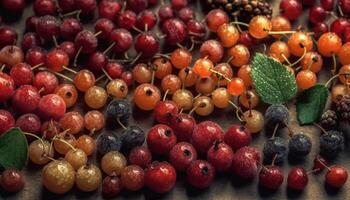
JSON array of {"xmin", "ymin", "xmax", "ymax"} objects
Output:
[
  {"xmin": 193, "ymin": 58, "xmax": 214, "ymax": 77},
  {"xmin": 237, "ymin": 65, "xmax": 252, "ymax": 87},
  {"xmin": 217, "ymin": 23, "xmax": 240, "ymax": 47},
  {"xmin": 296, "ymin": 70, "xmax": 317, "ymax": 90},
  {"xmin": 213, "ymin": 63, "xmax": 233, "ymax": 86},
  {"xmin": 339, "ymin": 65, "xmax": 350, "ymax": 84},
  {"xmin": 268, "ymin": 41, "xmax": 290, "ymax": 63},
  {"xmin": 301, "ymin": 52, "xmax": 323, "ymax": 73},
  {"xmin": 206, "ymin": 9, "xmax": 229, "ymax": 32},
  {"xmin": 287, "ymin": 32, "xmax": 313, "ymax": 57},
  {"xmin": 170, "ymin": 48, "xmax": 192, "ymax": 69},
  {"xmin": 228, "ymin": 44, "xmax": 250, "ymax": 67},
  {"xmin": 76, "ymin": 135, "xmax": 96, "ymax": 156},
  {"xmin": 317, "ymin": 32, "xmax": 342, "ymax": 57},
  {"xmin": 239, "ymin": 90, "xmax": 259, "ymax": 109},
  {"xmin": 227, "ymin": 78, "xmax": 246, "ymax": 96},
  {"xmin": 134, "ymin": 83, "xmax": 161, "ymax": 111},
  {"xmin": 338, "ymin": 43, "xmax": 350, "ymax": 65},
  {"xmin": 271, "ymin": 16, "xmax": 291, "ymax": 39},
  {"xmin": 248, "ymin": 16, "xmax": 272, "ymax": 39}
]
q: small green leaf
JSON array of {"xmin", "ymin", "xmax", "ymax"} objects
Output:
[
  {"xmin": 251, "ymin": 53, "xmax": 297, "ymax": 104},
  {"xmin": 0, "ymin": 128, "xmax": 28, "ymax": 171},
  {"xmin": 296, "ymin": 85, "xmax": 329, "ymax": 125}
]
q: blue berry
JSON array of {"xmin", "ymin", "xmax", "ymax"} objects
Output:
[
  {"xmin": 96, "ymin": 133, "xmax": 123, "ymax": 155},
  {"xmin": 319, "ymin": 130, "xmax": 344, "ymax": 159},
  {"xmin": 121, "ymin": 126, "xmax": 145, "ymax": 153},
  {"xmin": 265, "ymin": 104, "xmax": 289, "ymax": 130},
  {"xmin": 263, "ymin": 137, "xmax": 287, "ymax": 164},
  {"xmin": 288, "ymin": 133, "xmax": 312, "ymax": 159},
  {"xmin": 106, "ymin": 99, "xmax": 131, "ymax": 128}
]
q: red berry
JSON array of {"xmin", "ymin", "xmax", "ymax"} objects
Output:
[
  {"xmin": 171, "ymin": 0, "xmax": 187, "ymax": 10},
  {"xmin": 207, "ymin": 141, "xmax": 234, "ymax": 172},
  {"xmin": 41, "ymin": 120, "xmax": 61, "ymax": 139},
  {"xmin": 87, "ymin": 51, "xmax": 108, "ymax": 72},
  {"xmin": 0, "ymin": 169, "xmax": 25, "ymax": 193},
  {"xmin": 340, "ymin": 0, "xmax": 350, "ymax": 15},
  {"xmin": 12, "ymin": 85, "xmax": 41, "ymax": 114},
  {"xmin": 178, "ymin": 7, "xmax": 195, "ymax": 23},
  {"xmin": 98, "ymin": 0, "xmax": 121, "ymax": 20},
  {"xmin": 1, "ymin": 0, "xmax": 25, "ymax": 13},
  {"xmin": 235, "ymin": 146, "xmax": 261, "ymax": 162},
  {"xmin": 109, "ymin": 28, "xmax": 133, "ymax": 53},
  {"xmin": 186, "ymin": 160, "xmax": 215, "ymax": 188},
  {"xmin": 25, "ymin": 47, "xmax": 46, "ymax": 67},
  {"xmin": 33, "ymin": 71, "xmax": 58, "ymax": 95},
  {"xmin": 231, "ymin": 153, "xmax": 257, "ymax": 179},
  {"xmin": 224, "ymin": 125, "xmax": 252, "ymax": 151},
  {"xmin": 36, "ymin": 15, "xmax": 60, "ymax": 42},
  {"xmin": 238, "ymin": 31, "xmax": 257, "ymax": 50},
  {"xmin": 162, "ymin": 19, "xmax": 187, "ymax": 45},
  {"xmin": 0, "ymin": 110, "xmax": 15, "ymax": 135},
  {"xmin": 0, "ymin": 26, "xmax": 18, "ymax": 49},
  {"xmin": 154, "ymin": 100, "xmax": 178, "ymax": 124},
  {"xmin": 16, "ymin": 113, "xmax": 41, "ymax": 135},
  {"xmin": 117, "ymin": 10, "xmax": 137, "ymax": 30},
  {"xmin": 147, "ymin": 124, "xmax": 177, "ymax": 156},
  {"xmin": 0, "ymin": 71, "xmax": 15, "ymax": 102},
  {"xmin": 309, "ymin": 6, "xmax": 326, "ymax": 24},
  {"xmin": 259, "ymin": 165, "xmax": 284, "ymax": 190},
  {"xmin": 10, "ymin": 62, "xmax": 33, "ymax": 86},
  {"xmin": 169, "ymin": 113, "xmax": 196, "ymax": 142},
  {"xmin": 187, "ymin": 19, "xmax": 206, "ymax": 40},
  {"xmin": 136, "ymin": 10, "xmax": 157, "ymax": 31},
  {"xmin": 38, "ymin": 94, "xmax": 66, "ymax": 120},
  {"xmin": 21, "ymin": 32, "xmax": 41, "ymax": 52},
  {"xmin": 58, "ymin": 41, "xmax": 76, "ymax": 60},
  {"xmin": 200, "ymin": 40, "xmax": 224, "ymax": 63},
  {"xmin": 134, "ymin": 32, "xmax": 160, "ymax": 58},
  {"xmin": 33, "ymin": 0, "xmax": 57, "ymax": 16},
  {"xmin": 127, "ymin": 0, "xmax": 148, "ymax": 13},
  {"xmin": 46, "ymin": 48, "xmax": 69, "ymax": 72},
  {"xmin": 74, "ymin": 30, "xmax": 98, "ymax": 54},
  {"xmin": 280, "ymin": 0, "xmax": 302, "ymax": 21},
  {"xmin": 344, "ymin": 27, "xmax": 350, "ymax": 42},
  {"xmin": 75, "ymin": 0, "xmax": 97, "ymax": 15},
  {"xmin": 326, "ymin": 165, "xmax": 348, "ymax": 188},
  {"xmin": 312, "ymin": 155, "xmax": 328, "ymax": 172},
  {"xmin": 169, "ymin": 142, "xmax": 197, "ymax": 172},
  {"xmin": 95, "ymin": 18, "xmax": 115, "ymax": 40},
  {"xmin": 330, "ymin": 18, "xmax": 350, "ymax": 39},
  {"xmin": 206, "ymin": 9, "xmax": 229, "ymax": 32},
  {"xmin": 120, "ymin": 71, "xmax": 133, "ymax": 86},
  {"xmin": 287, "ymin": 167, "xmax": 308, "ymax": 190},
  {"xmin": 104, "ymin": 61, "xmax": 124, "ymax": 79},
  {"xmin": 321, "ymin": 0, "xmax": 334, "ymax": 11},
  {"xmin": 192, "ymin": 121, "xmax": 224, "ymax": 153},
  {"xmin": 313, "ymin": 22, "xmax": 329, "ymax": 39},
  {"xmin": 57, "ymin": 0, "xmax": 76, "ymax": 14},
  {"xmin": 102, "ymin": 175, "xmax": 123, "ymax": 197},
  {"xmin": 128, "ymin": 146, "xmax": 152, "ymax": 168},
  {"xmin": 144, "ymin": 161, "xmax": 176, "ymax": 193},
  {"xmin": 26, "ymin": 16, "xmax": 39, "ymax": 32},
  {"xmin": 158, "ymin": 5, "xmax": 174, "ymax": 22},
  {"xmin": 60, "ymin": 18, "xmax": 83, "ymax": 41}
]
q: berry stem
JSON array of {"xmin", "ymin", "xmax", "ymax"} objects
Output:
[
  {"xmin": 193, "ymin": 93, "xmax": 202, "ymax": 100},
  {"xmin": 31, "ymin": 63, "xmax": 44, "ymax": 70},
  {"xmin": 61, "ymin": 10, "xmax": 82, "ymax": 20},
  {"xmin": 62, "ymin": 66, "xmax": 77, "ymax": 74},
  {"xmin": 54, "ymin": 72, "xmax": 73, "ymax": 82},
  {"xmin": 209, "ymin": 68, "xmax": 231, "ymax": 82},
  {"xmin": 228, "ymin": 100, "xmax": 244, "ymax": 122},
  {"xmin": 338, "ymin": 5, "xmax": 344, "ymax": 17},
  {"xmin": 317, "ymin": 156, "xmax": 331, "ymax": 171},
  {"xmin": 132, "ymin": 26, "xmax": 143, "ymax": 33},
  {"xmin": 129, "ymin": 53, "xmax": 142, "ymax": 66},
  {"xmin": 179, "ymin": 108, "xmax": 183, "ymax": 114},
  {"xmin": 288, "ymin": 46, "xmax": 307, "ymax": 67},
  {"xmin": 268, "ymin": 30, "xmax": 296, "ymax": 35},
  {"xmin": 52, "ymin": 36, "xmax": 59, "ymax": 48},
  {"xmin": 23, "ymin": 132, "xmax": 45, "ymax": 149},
  {"xmin": 230, "ymin": 21, "xmax": 249, "ymax": 28},
  {"xmin": 256, "ymin": 160, "xmax": 268, "ymax": 171},
  {"xmin": 73, "ymin": 46, "xmax": 82, "ymax": 67},
  {"xmin": 163, "ymin": 89, "xmax": 169, "ymax": 101},
  {"xmin": 325, "ymin": 73, "xmax": 350, "ymax": 88},
  {"xmin": 53, "ymin": 137, "xmax": 76, "ymax": 151},
  {"xmin": 281, "ymin": 53, "xmax": 292, "ymax": 66},
  {"xmin": 116, "ymin": 118, "xmax": 127, "ymax": 130},
  {"xmin": 124, "ymin": 52, "xmax": 129, "ymax": 60},
  {"xmin": 313, "ymin": 122, "xmax": 328, "ymax": 135},
  {"xmin": 96, "ymin": 74, "xmax": 106, "ymax": 83},
  {"xmin": 271, "ymin": 123, "xmax": 280, "ymax": 139},
  {"xmin": 94, "ymin": 31, "xmax": 102, "ymax": 37},
  {"xmin": 102, "ymin": 68, "xmax": 113, "ymax": 81},
  {"xmin": 103, "ymin": 42, "xmax": 116, "ymax": 55},
  {"xmin": 271, "ymin": 154, "xmax": 278, "ymax": 166},
  {"xmin": 234, "ymin": 15, "xmax": 243, "ymax": 32},
  {"xmin": 0, "ymin": 64, "xmax": 5, "ymax": 71},
  {"xmin": 331, "ymin": 54, "xmax": 337, "ymax": 76}
]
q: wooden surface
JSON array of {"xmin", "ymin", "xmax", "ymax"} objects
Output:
[{"xmin": 1, "ymin": 0, "xmax": 349, "ymax": 199}]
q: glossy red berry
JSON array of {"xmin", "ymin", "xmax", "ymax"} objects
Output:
[
  {"xmin": 57, "ymin": 0, "xmax": 76, "ymax": 14},
  {"xmin": 38, "ymin": 94, "xmax": 66, "ymax": 120},
  {"xmin": 98, "ymin": 0, "xmax": 121, "ymax": 20},
  {"xmin": 0, "ymin": 71, "xmax": 15, "ymax": 102},
  {"xmin": 36, "ymin": 15, "xmax": 60, "ymax": 42},
  {"xmin": 94, "ymin": 18, "xmax": 115, "ymax": 40},
  {"xmin": 33, "ymin": 71, "xmax": 58, "ymax": 95},
  {"xmin": 144, "ymin": 162, "xmax": 177, "ymax": 193},
  {"xmin": 46, "ymin": 48, "xmax": 69, "ymax": 72},
  {"xmin": 326, "ymin": 165, "xmax": 348, "ymax": 188},
  {"xmin": 259, "ymin": 165, "xmax": 284, "ymax": 190},
  {"xmin": 33, "ymin": 0, "xmax": 57, "ymax": 16},
  {"xmin": 158, "ymin": 5, "xmax": 174, "ymax": 22},
  {"xmin": 231, "ymin": 153, "xmax": 257, "ymax": 179},
  {"xmin": 207, "ymin": 141, "xmax": 234, "ymax": 172},
  {"xmin": 109, "ymin": 28, "xmax": 133, "ymax": 53},
  {"xmin": 16, "ymin": 113, "xmax": 41, "ymax": 135},
  {"xmin": 117, "ymin": 10, "xmax": 137, "ymax": 30},
  {"xmin": 186, "ymin": 160, "xmax": 215, "ymax": 188},
  {"xmin": 127, "ymin": 0, "xmax": 148, "ymax": 13},
  {"xmin": 128, "ymin": 146, "xmax": 152, "ymax": 168},
  {"xmin": 235, "ymin": 146, "xmax": 261, "ymax": 162},
  {"xmin": 191, "ymin": 121, "xmax": 224, "ymax": 153},
  {"xmin": 0, "ymin": 27, "xmax": 18, "ymax": 49},
  {"xmin": 169, "ymin": 142, "xmax": 197, "ymax": 172},
  {"xmin": 169, "ymin": 113, "xmax": 196, "ymax": 142},
  {"xmin": 1, "ymin": 0, "xmax": 25, "ymax": 13},
  {"xmin": 102, "ymin": 175, "xmax": 123, "ymax": 198},
  {"xmin": 41, "ymin": 120, "xmax": 61, "ymax": 139},
  {"xmin": 147, "ymin": 124, "xmax": 177, "ymax": 156},
  {"xmin": 309, "ymin": 6, "xmax": 326, "ymax": 24},
  {"xmin": 104, "ymin": 61, "xmax": 124, "ymax": 79},
  {"xmin": 154, "ymin": 100, "xmax": 178, "ymax": 124},
  {"xmin": 21, "ymin": 32, "xmax": 41, "ymax": 52},
  {"xmin": 12, "ymin": 85, "xmax": 40, "ymax": 114},
  {"xmin": 136, "ymin": 10, "xmax": 157, "ymax": 31},
  {"xmin": 280, "ymin": 0, "xmax": 302, "ymax": 21},
  {"xmin": 134, "ymin": 32, "xmax": 160, "ymax": 58},
  {"xmin": 0, "ymin": 169, "xmax": 25, "ymax": 193},
  {"xmin": 162, "ymin": 19, "xmax": 187, "ymax": 45},
  {"xmin": 321, "ymin": 0, "xmax": 334, "ymax": 10},
  {"xmin": 312, "ymin": 155, "xmax": 328, "ymax": 171},
  {"xmin": 313, "ymin": 22, "xmax": 329, "ymax": 39},
  {"xmin": 224, "ymin": 125, "xmax": 252, "ymax": 151},
  {"xmin": 0, "ymin": 110, "xmax": 15, "ymax": 135},
  {"xmin": 330, "ymin": 18, "xmax": 350, "ymax": 39},
  {"xmin": 25, "ymin": 47, "xmax": 46, "ymax": 67},
  {"xmin": 59, "ymin": 41, "xmax": 76, "ymax": 60},
  {"xmin": 200, "ymin": 40, "xmax": 224, "ymax": 63},
  {"xmin": 75, "ymin": 0, "xmax": 97, "ymax": 15},
  {"xmin": 287, "ymin": 167, "xmax": 308, "ymax": 190},
  {"xmin": 60, "ymin": 18, "xmax": 83, "ymax": 41},
  {"xmin": 74, "ymin": 30, "xmax": 98, "ymax": 54},
  {"xmin": 87, "ymin": 51, "xmax": 107, "ymax": 72}
]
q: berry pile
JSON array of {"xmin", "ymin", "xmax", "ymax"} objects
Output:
[{"xmin": 0, "ymin": 0, "xmax": 349, "ymax": 198}]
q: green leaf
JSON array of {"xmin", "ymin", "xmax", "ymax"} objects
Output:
[
  {"xmin": 0, "ymin": 128, "xmax": 28, "ymax": 171},
  {"xmin": 296, "ymin": 85, "xmax": 329, "ymax": 125},
  {"xmin": 251, "ymin": 53, "xmax": 297, "ymax": 104}
]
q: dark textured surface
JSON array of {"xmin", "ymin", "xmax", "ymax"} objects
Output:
[{"xmin": 0, "ymin": 0, "xmax": 350, "ymax": 200}]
